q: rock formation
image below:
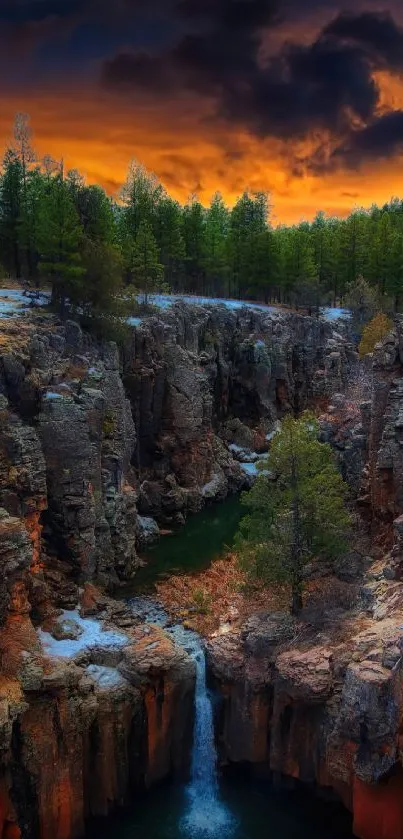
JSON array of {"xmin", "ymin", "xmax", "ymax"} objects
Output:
[
  {"xmin": 207, "ymin": 319, "xmax": 403, "ymax": 839},
  {"xmin": 0, "ymin": 298, "xmax": 357, "ymax": 838},
  {"xmin": 123, "ymin": 303, "xmax": 355, "ymax": 522}
]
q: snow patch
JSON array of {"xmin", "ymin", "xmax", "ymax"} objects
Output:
[
  {"xmin": 137, "ymin": 515, "xmax": 160, "ymax": 545},
  {"xmin": 38, "ymin": 610, "xmax": 128, "ymax": 658},
  {"xmin": 0, "ymin": 288, "xmax": 49, "ymax": 318},
  {"xmin": 130, "ymin": 293, "xmax": 350, "ymax": 322},
  {"xmin": 240, "ymin": 462, "xmax": 259, "ymax": 476},
  {"xmin": 202, "ymin": 474, "xmax": 224, "ymax": 498},
  {"xmin": 266, "ymin": 421, "xmax": 281, "ymax": 442},
  {"xmin": 320, "ymin": 306, "xmax": 351, "ymax": 321},
  {"xmin": 44, "ymin": 391, "xmax": 63, "ymax": 400},
  {"xmin": 86, "ymin": 664, "xmax": 127, "ymax": 689},
  {"xmin": 229, "ymin": 444, "xmax": 259, "ymax": 463}
]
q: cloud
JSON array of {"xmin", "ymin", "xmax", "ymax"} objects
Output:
[
  {"xmin": 332, "ymin": 110, "xmax": 403, "ymax": 167},
  {"xmin": 100, "ymin": 7, "xmax": 403, "ymax": 172},
  {"xmin": 324, "ymin": 10, "xmax": 403, "ymax": 72}
]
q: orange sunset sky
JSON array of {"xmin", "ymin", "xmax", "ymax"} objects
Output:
[{"xmin": 2, "ymin": 0, "xmax": 403, "ymax": 225}]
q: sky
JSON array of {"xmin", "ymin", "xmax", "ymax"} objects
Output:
[{"xmin": 2, "ymin": 0, "xmax": 403, "ymax": 224}]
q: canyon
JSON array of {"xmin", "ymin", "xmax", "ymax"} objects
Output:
[{"xmin": 0, "ymin": 294, "xmax": 401, "ymax": 839}]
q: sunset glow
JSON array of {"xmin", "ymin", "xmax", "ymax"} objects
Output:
[{"xmin": 2, "ymin": 1, "xmax": 403, "ymax": 223}]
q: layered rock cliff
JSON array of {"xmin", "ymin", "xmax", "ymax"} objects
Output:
[
  {"xmin": 207, "ymin": 320, "xmax": 403, "ymax": 839},
  {"xmin": 0, "ymin": 299, "xmax": 355, "ymax": 838},
  {"xmin": 123, "ymin": 303, "xmax": 355, "ymax": 522}
]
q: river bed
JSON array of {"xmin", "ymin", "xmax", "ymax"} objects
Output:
[
  {"xmin": 133, "ymin": 495, "xmax": 243, "ymax": 591},
  {"xmin": 108, "ymin": 502, "xmax": 356, "ymax": 839},
  {"xmin": 87, "ymin": 778, "xmax": 354, "ymax": 839}
]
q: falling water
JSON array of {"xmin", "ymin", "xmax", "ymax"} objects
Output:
[
  {"xmin": 180, "ymin": 648, "xmax": 236, "ymax": 839},
  {"xmin": 127, "ymin": 597, "xmax": 235, "ymax": 839}
]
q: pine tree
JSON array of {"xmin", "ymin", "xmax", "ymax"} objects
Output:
[
  {"xmin": 131, "ymin": 220, "xmax": 164, "ymax": 304},
  {"xmin": 236, "ymin": 414, "xmax": 351, "ymax": 614},
  {"xmin": 36, "ymin": 172, "xmax": 84, "ymax": 316},
  {"xmin": 80, "ymin": 237, "xmax": 123, "ymax": 318},
  {"xmin": 154, "ymin": 197, "xmax": 185, "ymax": 291},
  {"xmin": 228, "ymin": 191, "xmax": 270, "ymax": 298},
  {"xmin": 204, "ymin": 192, "xmax": 229, "ymax": 297},
  {"xmin": 12, "ymin": 113, "xmax": 37, "ymax": 284},
  {"xmin": 182, "ymin": 196, "xmax": 206, "ymax": 294},
  {"xmin": 388, "ymin": 228, "xmax": 403, "ymax": 310},
  {"xmin": 345, "ymin": 275, "xmax": 380, "ymax": 327},
  {"xmin": 67, "ymin": 177, "xmax": 117, "ymax": 246},
  {"xmin": 0, "ymin": 149, "xmax": 23, "ymax": 278}
]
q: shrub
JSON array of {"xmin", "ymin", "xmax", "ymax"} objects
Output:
[
  {"xmin": 102, "ymin": 409, "xmax": 115, "ymax": 437},
  {"xmin": 359, "ymin": 313, "xmax": 393, "ymax": 357},
  {"xmin": 191, "ymin": 588, "xmax": 212, "ymax": 615}
]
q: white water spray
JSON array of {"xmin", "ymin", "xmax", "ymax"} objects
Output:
[
  {"xmin": 128, "ymin": 597, "xmax": 235, "ymax": 839},
  {"xmin": 180, "ymin": 649, "xmax": 235, "ymax": 839}
]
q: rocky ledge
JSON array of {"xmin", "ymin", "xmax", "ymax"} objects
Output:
[
  {"xmin": 0, "ymin": 298, "xmax": 357, "ymax": 838},
  {"xmin": 0, "ymin": 511, "xmax": 195, "ymax": 839},
  {"xmin": 207, "ymin": 320, "xmax": 403, "ymax": 839}
]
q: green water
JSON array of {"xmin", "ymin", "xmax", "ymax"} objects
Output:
[
  {"xmin": 110, "ymin": 497, "xmax": 355, "ymax": 839},
  {"xmin": 134, "ymin": 495, "xmax": 243, "ymax": 591},
  {"xmin": 87, "ymin": 778, "xmax": 354, "ymax": 839}
]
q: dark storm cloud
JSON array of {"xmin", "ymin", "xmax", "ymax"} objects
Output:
[
  {"xmin": 332, "ymin": 111, "xmax": 403, "ymax": 167},
  {"xmin": 101, "ymin": 51, "xmax": 173, "ymax": 91},
  {"xmin": 102, "ymin": 0, "xmax": 280, "ymax": 95},
  {"xmin": 5, "ymin": 0, "xmax": 403, "ymax": 173},
  {"xmin": 324, "ymin": 10, "xmax": 403, "ymax": 71},
  {"xmin": 0, "ymin": 1, "xmax": 78, "ymax": 22},
  {"xmin": 100, "ymin": 6, "xmax": 403, "ymax": 170}
]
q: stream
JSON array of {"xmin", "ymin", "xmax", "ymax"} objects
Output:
[{"xmin": 88, "ymin": 497, "xmax": 355, "ymax": 839}]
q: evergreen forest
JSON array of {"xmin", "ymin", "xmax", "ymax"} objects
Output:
[{"xmin": 2, "ymin": 114, "xmax": 403, "ymax": 320}]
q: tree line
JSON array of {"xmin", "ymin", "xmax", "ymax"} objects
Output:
[{"xmin": 1, "ymin": 113, "xmax": 403, "ymax": 319}]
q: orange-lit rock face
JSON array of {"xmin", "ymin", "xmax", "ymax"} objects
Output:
[
  {"xmin": 208, "ymin": 608, "xmax": 403, "ymax": 839},
  {"xmin": 3, "ymin": 824, "xmax": 21, "ymax": 839},
  {"xmin": 118, "ymin": 624, "xmax": 195, "ymax": 787},
  {"xmin": 145, "ymin": 682, "xmax": 175, "ymax": 784},
  {"xmin": 24, "ymin": 512, "xmax": 44, "ymax": 574},
  {"xmin": 8, "ymin": 581, "xmax": 30, "ymax": 617},
  {"xmin": 353, "ymin": 774, "xmax": 403, "ymax": 839},
  {"xmin": 0, "ymin": 780, "xmax": 20, "ymax": 839}
]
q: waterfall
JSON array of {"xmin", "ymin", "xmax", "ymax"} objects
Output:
[
  {"xmin": 127, "ymin": 597, "xmax": 235, "ymax": 839},
  {"xmin": 180, "ymin": 648, "xmax": 235, "ymax": 839}
]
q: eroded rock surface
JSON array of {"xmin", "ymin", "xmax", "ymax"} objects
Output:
[{"xmin": 0, "ymin": 300, "xmax": 357, "ymax": 838}]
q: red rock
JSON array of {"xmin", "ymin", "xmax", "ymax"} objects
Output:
[
  {"xmin": 3, "ymin": 824, "xmax": 21, "ymax": 839},
  {"xmin": 353, "ymin": 773, "xmax": 403, "ymax": 839}
]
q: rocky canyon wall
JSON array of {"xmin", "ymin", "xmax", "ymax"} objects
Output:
[
  {"xmin": 207, "ymin": 317, "xmax": 403, "ymax": 839},
  {"xmin": 0, "ymin": 301, "xmax": 355, "ymax": 838}
]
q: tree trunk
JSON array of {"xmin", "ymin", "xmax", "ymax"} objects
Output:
[
  {"xmin": 290, "ymin": 441, "xmax": 304, "ymax": 615},
  {"xmin": 291, "ymin": 580, "xmax": 303, "ymax": 615}
]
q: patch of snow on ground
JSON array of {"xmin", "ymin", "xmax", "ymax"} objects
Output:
[
  {"xmin": 241, "ymin": 460, "xmax": 272, "ymax": 479},
  {"xmin": 202, "ymin": 474, "xmax": 224, "ymax": 498},
  {"xmin": 86, "ymin": 664, "xmax": 127, "ymax": 688},
  {"xmin": 266, "ymin": 421, "xmax": 282, "ymax": 442},
  {"xmin": 228, "ymin": 443, "xmax": 244, "ymax": 454},
  {"xmin": 0, "ymin": 288, "xmax": 49, "ymax": 318},
  {"xmin": 240, "ymin": 462, "xmax": 260, "ymax": 476},
  {"xmin": 133, "ymin": 293, "xmax": 350, "ymax": 322},
  {"xmin": 229, "ymin": 443, "xmax": 259, "ymax": 463},
  {"xmin": 44, "ymin": 391, "xmax": 63, "ymax": 400},
  {"xmin": 38, "ymin": 610, "xmax": 128, "ymax": 658},
  {"xmin": 320, "ymin": 306, "xmax": 351, "ymax": 321},
  {"xmin": 138, "ymin": 515, "xmax": 160, "ymax": 544}
]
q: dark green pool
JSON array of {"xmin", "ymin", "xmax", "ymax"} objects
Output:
[
  {"xmin": 134, "ymin": 495, "xmax": 243, "ymax": 591},
  {"xmin": 87, "ymin": 777, "xmax": 354, "ymax": 839},
  {"xmin": 111, "ymin": 497, "xmax": 355, "ymax": 839}
]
